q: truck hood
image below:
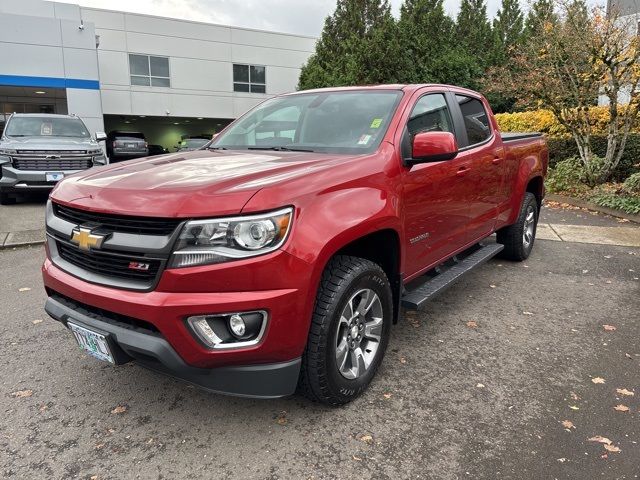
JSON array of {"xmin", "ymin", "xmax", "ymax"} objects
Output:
[
  {"xmin": 2, "ymin": 136, "xmax": 99, "ymax": 150},
  {"xmin": 50, "ymin": 149, "xmax": 359, "ymax": 217}
]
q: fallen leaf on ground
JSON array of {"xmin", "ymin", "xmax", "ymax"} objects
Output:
[
  {"xmin": 110, "ymin": 405, "xmax": 127, "ymax": 414},
  {"xmin": 32, "ymin": 319, "xmax": 43, "ymax": 325},
  {"xmin": 11, "ymin": 390, "xmax": 33, "ymax": 398},
  {"xmin": 399, "ymin": 357, "xmax": 407, "ymax": 364},
  {"xmin": 39, "ymin": 404, "xmax": 48, "ymax": 412},
  {"xmin": 602, "ymin": 325, "xmax": 616, "ymax": 331},
  {"xmin": 476, "ymin": 383, "xmax": 485, "ymax": 388},
  {"xmin": 352, "ymin": 455, "xmax": 362, "ymax": 461},
  {"xmin": 591, "ymin": 377, "xmax": 605, "ymax": 384},
  {"xmin": 359, "ymin": 434, "xmax": 373, "ymax": 444},
  {"xmin": 383, "ymin": 393, "xmax": 392, "ymax": 399},
  {"xmin": 489, "ymin": 284, "xmax": 496, "ymax": 288},
  {"xmin": 614, "ymin": 404, "xmax": 630, "ymax": 412},
  {"xmin": 588, "ymin": 436, "xmax": 612, "ymax": 445},
  {"xmin": 522, "ymin": 311, "xmax": 534, "ymax": 315},
  {"xmin": 604, "ymin": 444, "xmax": 621, "ymax": 453},
  {"xmin": 617, "ymin": 388, "xmax": 634, "ymax": 396},
  {"xmin": 561, "ymin": 420, "xmax": 575, "ymax": 429},
  {"xmin": 570, "ymin": 392, "xmax": 580, "ymax": 401},
  {"xmin": 569, "ymin": 405, "xmax": 580, "ymax": 410},
  {"xmin": 466, "ymin": 321, "xmax": 478, "ymax": 328},
  {"xmin": 276, "ymin": 411, "xmax": 287, "ymax": 425},
  {"xmin": 18, "ymin": 287, "xmax": 31, "ymax": 292},
  {"xmin": 557, "ymin": 458, "xmax": 567, "ymax": 463}
]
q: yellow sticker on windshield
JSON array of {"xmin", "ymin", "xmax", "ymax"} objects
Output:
[{"xmin": 370, "ymin": 118, "xmax": 383, "ymax": 129}]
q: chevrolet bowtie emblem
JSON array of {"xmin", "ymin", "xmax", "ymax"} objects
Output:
[{"xmin": 70, "ymin": 227, "xmax": 107, "ymax": 251}]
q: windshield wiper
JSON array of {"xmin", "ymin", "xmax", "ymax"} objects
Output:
[
  {"xmin": 247, "ymin": 146, "xmax": 315, "ymax": 152},
  {"xmin": 207, "ymin": 146, "xmax": 227, "ymax": 150}
]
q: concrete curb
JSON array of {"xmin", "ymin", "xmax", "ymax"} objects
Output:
[
  {"xmin": 545, "ymin": 193, "xmax": 640, "ymax": 224},
  {"xmin": 0, "ymin": 229, "xmax": 45, "ymax": 250}
]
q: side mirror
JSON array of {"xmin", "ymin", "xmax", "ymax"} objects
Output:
[
  {"xmin": 406, "ymin": 131, "xmax": 458, "ymax": 166},
  {"xmin": 95, "ymin": 131, "xmax": 107, "ymax": 142}
]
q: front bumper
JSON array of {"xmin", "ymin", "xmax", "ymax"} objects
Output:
[
  {"xmin": 0, "ymin": 165, "xmax": 84, "ymax": 192},
  {"xmin": 45, "ymin": 294, "xmax": 301, "ymax": 398}
]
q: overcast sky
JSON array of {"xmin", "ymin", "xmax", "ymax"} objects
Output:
[{"xmin": 71, "ymin": 0, "xmax": 604, "ymax": 37}]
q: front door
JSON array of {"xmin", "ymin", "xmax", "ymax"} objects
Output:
[{"xmin": 400, "ymin": 92, "xmax": 472, "ymax": 279}]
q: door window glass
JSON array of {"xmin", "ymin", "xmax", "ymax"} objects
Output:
[
  {"xmin": 407, "ymin": 94, "xmax": 453, "ymax": 136},
  {"xmin": 455, "ymin": 95, "xmax": 491, "ymax": 145}
]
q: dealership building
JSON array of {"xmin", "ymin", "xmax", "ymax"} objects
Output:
[{"xmin": 0, "ymin": 0, "xmax": 316, "ymax": 148}]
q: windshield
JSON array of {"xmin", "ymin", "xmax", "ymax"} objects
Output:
[
  {"xmin": 5, "ymin": 116, "xmax": 90, "ymax": 138},
  {"xmin": 213, "ymin": 90, "xmax": 403, "ymax": 154},
  {"xmin": 180, "ymin": 138, "xmax": 209, "ymax": 149}
]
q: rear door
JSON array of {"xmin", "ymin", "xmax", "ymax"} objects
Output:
[
  {"xmin": 399, "ymin": 89, "xmax": 474, "ymax": 279},
  {"xmin": 450, "ymin": 93, "xmax": 505, "ymax": 243}
]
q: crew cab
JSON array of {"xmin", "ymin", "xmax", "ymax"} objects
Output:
[
  {"xmin": 42, "ymin": 85, "xmax": 547, "ymax": 405},
  {"xmin": 0, "ymin": 114, "xmax": 107, "ymax": 204}
]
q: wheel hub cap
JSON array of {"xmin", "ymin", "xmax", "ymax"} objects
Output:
[{"xmin": 335, "ymin": 288, "xmax": 384, "ymax": 380}]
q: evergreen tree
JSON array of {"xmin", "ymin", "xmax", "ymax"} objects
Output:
[
  {"xmin": 398, "ymin": 0, "xmax": 456, "ymax": 83},
  {"xmin": 298, "ymin": 0, "xmax": 402, "ymax": 89},
  {"xmin": 524, "ymin": 0, "xmax": 557, "ymax": 37},
  {"xmin": 492, "ymin": 0, "xmax": 524, "ymax": 60},
  {"xmin": 454, "ymin": 0, "xmax": 493, "ymax": 90}
]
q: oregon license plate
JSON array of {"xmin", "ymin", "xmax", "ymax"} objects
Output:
[
  {"xmin": 46, "ymin": 172, "xmax": 64, "ymax": 182},
  {"xmin": 68, "ymin": 322, "xmax": 115, "ymax": 364}
]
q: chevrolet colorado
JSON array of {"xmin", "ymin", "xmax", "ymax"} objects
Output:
[{"xmin": 42, "ymin": 85, "xmax": 548, "ymax": 405}]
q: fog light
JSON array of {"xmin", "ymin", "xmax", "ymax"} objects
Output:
[
  {"xmin": 229, "ymin": 314, "xmax": 246, "ymax": 338},
  {"xmin": 186, "ymin": 310, "xmax": 267, "ymax": 349}
]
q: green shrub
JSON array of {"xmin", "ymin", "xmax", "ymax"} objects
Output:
[
  {"xmin": 546, "ymin": 135, "xmax": 640, "ymax": 182},
  {"xmin": 623, "ymin": 172, "xmax": 640, "ymax": 194},
  {"xmin": 590, "ymin": 193, "xmax": 640, "ymax": 215},
  {"xmin": 546, "ymin": 157, "xmax": 590, "ymax": 194}
]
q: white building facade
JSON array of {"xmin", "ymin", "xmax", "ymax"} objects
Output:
[{"xmin": 0, "ymin": 0, "xmax": 316, "ymax": 147}]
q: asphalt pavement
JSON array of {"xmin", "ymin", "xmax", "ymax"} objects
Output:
[{"xmin": 1, "ymin": 204, "xmax": 639, "ymax": 479}]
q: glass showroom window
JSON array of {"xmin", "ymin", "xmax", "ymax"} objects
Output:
[
  {"xmin": 129, "ymin": 54, "xmax": 170, "ymax": 87},
  {"xmin": 233, "ymin": 64, "xmax": 266, "ymax": 93}
]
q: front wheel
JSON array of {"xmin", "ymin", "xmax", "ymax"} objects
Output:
[
  {"xmin": 299, "ymin": 255, "xmax": 392, "ymax": 406},
  {"xmin": 497, "ymin": 192, "xmax": 538, "ymax": 261}
]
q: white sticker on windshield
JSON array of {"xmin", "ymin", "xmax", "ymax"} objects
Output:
[
  {"xmin": 358, "ymin": 134, "xmax": 372, "ymax": 145},
  {"xmin": 41, "ymin": 123, "xmax": 53, "ymax": 135}
]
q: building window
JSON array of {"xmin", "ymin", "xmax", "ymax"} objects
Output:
[
  {"xmin": 233, "ymin": 64, "xmax": 266, "ymax": 93},
  {"xmin": 129, "ymin": 54, "xmax": 170, "ymax": 87}
]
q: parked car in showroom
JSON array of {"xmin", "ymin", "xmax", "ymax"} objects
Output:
[
  {"xmin": 147, "ymin": 144, "xmax": 169, "ymax": 156},
  {"xmin": 175, "ymin": 137, "xmax": 210, "ymax": 152},
  {"xmin": 0, "ymin": 113, "xmax": 107, "ymax": 205},
  {"xmin": 106, "ymin": 131, "xmax": 148, "ymax": 162},
  {"xmin": 42, "ymin": 85, "xmax": 547, "ymax": 405}
]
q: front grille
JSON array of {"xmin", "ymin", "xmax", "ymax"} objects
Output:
[
  {"xmin": 13, "ymin": 156, "xmax": 93, "ymax": 171},
  {"xmin": 57, "ymin": 241, "xmax": 161, "ymax": 282},
  {"xmin": 52, "ymin": 202, "xmax": 181, "ymax": 236}
]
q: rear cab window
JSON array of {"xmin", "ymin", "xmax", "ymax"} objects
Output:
[{"xmin": 455, "ymin": 95, "xmax": 492, "ymax": 146}]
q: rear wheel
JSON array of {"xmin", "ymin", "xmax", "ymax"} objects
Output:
[
  {"xmin": 299, "ymin": 255, "xmax": 392, "ymax": 406},
  {"xmin": 497, "ymin": 192, "xmax": 538, "ymax": 261}
]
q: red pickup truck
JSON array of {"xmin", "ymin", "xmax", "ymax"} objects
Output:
[{"xmin": 42, "ymin": 85, "xmax": 547, "ymax": 405}]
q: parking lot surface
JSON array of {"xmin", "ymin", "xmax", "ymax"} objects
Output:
[{"xmin": 1, "ymin": 204, "xmax": 639, "ymax": 479}]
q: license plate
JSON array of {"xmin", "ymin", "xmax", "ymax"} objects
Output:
[
  {"xmin": 127, "ymin": 143, "xmax": 136, "ymax": 148},
  {"xmin": 46, "ymin": 172, "xmax": 64, "ymax": 182},
  {"xmin": 68, "ymin": 322, "xmax": 115, "ymax": 364}
]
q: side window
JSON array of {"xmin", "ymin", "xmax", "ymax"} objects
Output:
[
  {"xmin": 455, "ymin": 94, "xmax": 491, "ymax": 145},
  {"xmin": 407, "ymin": 94, "xmax": 453, "ymax": 136}
]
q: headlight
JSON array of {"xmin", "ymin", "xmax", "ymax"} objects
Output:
[{"xmin": 170, "ymin": 207, "xmax": 293, "ymax": 268}]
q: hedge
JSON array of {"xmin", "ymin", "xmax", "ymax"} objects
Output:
[
  {"xmin": 546, "ymin": 135, "xmax": 640, "ymax": 181},
  {"xmin": 494, "ymin": 107, "xmax": 640, "ymax": 137}
]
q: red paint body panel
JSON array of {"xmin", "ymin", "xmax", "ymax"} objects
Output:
[{"xmin": 43, "ymin": 84, "xmax": 548, "ymax": 371}]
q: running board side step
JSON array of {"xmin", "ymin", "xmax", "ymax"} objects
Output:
[{"xmin": 401, "ymin": 243, "xmax": 504, "ymax": 310}]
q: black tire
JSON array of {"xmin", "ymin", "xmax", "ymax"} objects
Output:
[
  {"xmin": 497, "ymin": 192, "xmax": 538, "ymax": 261},
  {"xmin": 299, "ymin": 255, "xmax": 393, "ymax": 406},
  {"xmin": 0, "ymin": 192, "xmax": 16, "ymax": 205}
]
